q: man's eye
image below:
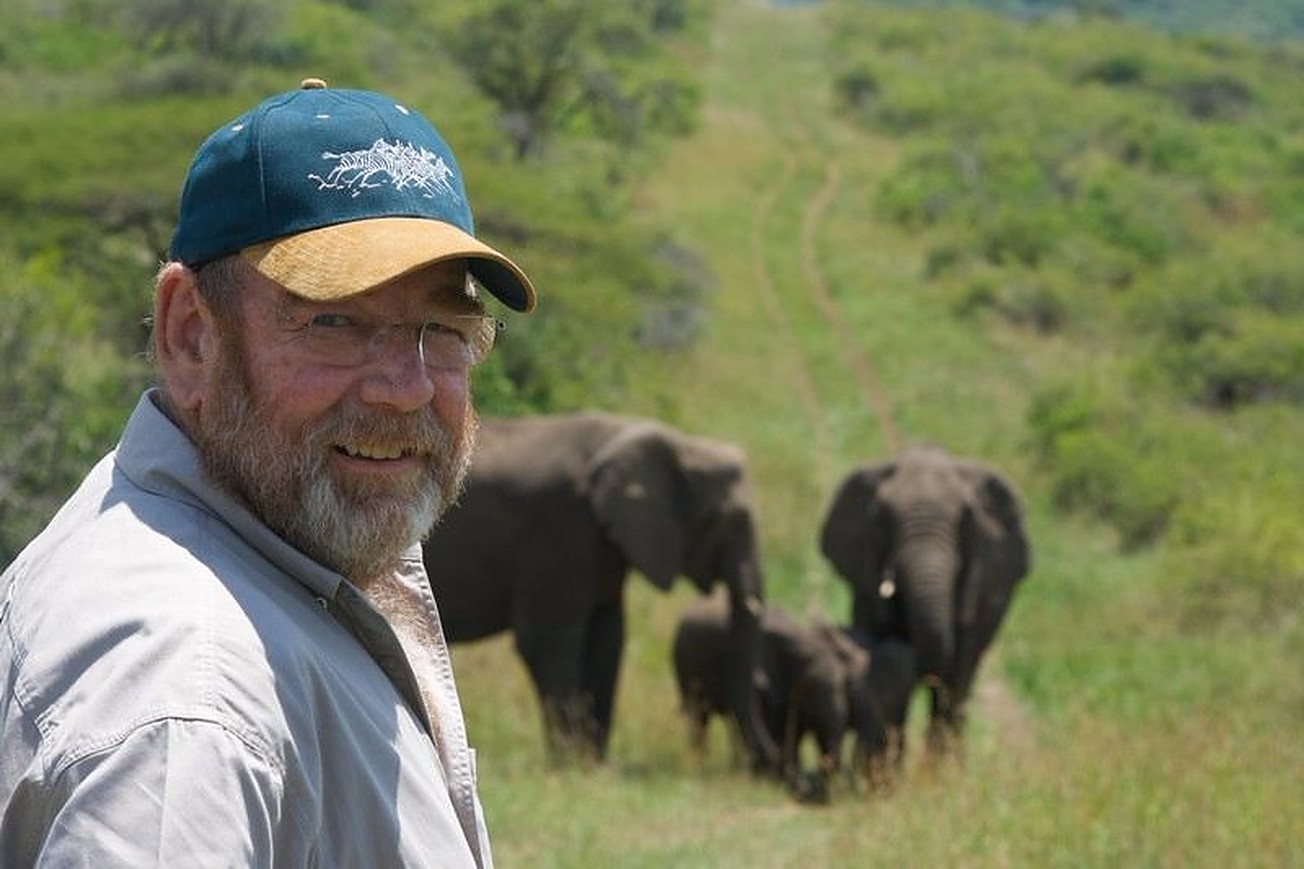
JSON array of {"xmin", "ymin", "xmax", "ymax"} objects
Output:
[
  {"xmin": 309, "ymin": 313, "xmax": 356, "ymax": 329},
  {"xmin": 422, "ymin": 321, "xmax": 467, "ymax": 342}
]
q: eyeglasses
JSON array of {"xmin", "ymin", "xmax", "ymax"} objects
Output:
[{"xmin": 284, "ymin": 312, "xmax": 502, "ymax": 371}]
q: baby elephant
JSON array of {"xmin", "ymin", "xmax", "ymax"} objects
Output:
[
  {"xmin": 672, "ymin": 596, "xmax": 863, "ymax": 801},
  {"xmin": 842, "ymin": 630, "xmax": 916, "ymax": 791}
]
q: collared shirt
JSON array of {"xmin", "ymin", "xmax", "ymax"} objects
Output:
[{"xmin": 0, "ymin": 391, "xmax": 492, "ymax": 867}]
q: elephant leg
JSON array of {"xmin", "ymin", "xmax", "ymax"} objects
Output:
[
  {"xmin": 858, "ymin": 722, "xmax": 906, "ymax": 794},
  {"xmin": 888, "ymin": 724, "xmax": 907, "ymax": 775},
  {"xmin": 810, "ymin": 695, "xmax": 845, "ymax": 798},
  {"xmin": 684, "ymin": 697, "xmax": 710, "ymax": 761},
  {"xmin": 580, "ymin": 599, "xmax": 625, "ymax": 758},
  {"xmin": 515, "ymin": 628, "xmax": 595, "ymax": 762},
  {"xmin": 925, "ymin": 681, "xmax": 966, "ymax": 760}
]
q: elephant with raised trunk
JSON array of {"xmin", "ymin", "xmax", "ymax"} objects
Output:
[
  {"xmin": 424, "ymin": 412, "xmax": 779, "ymax": 770},
  {"xmin": 819, "ymin": 444, "xmax": 1030, "ymax": 756}
]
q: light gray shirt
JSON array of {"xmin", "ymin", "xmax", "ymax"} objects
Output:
[{"xmin": 0, "ymin": 392, "xmax": 493, "ymax": 867}]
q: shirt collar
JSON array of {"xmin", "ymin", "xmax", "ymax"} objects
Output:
[{"xmin": 114, "ymin": 389, "xmax": 353, "ymax": 601}]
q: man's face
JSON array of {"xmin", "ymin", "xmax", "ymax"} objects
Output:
[{"xmin": 193, "ymin": 260, "xmax": 481, "ymax": 583}]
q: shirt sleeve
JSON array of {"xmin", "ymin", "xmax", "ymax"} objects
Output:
[{"xmin": 26, "ymin": 717, "xmax": 297, "ymax": 868}]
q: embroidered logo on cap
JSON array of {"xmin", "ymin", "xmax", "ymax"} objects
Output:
[{"xmin": 308, "ymin": 138, "xmax": 461, "ymax": 201}]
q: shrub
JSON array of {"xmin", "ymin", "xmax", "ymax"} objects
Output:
[
  {"xmin": 951, "ymin": 269, "xmax": 1069, "ymax": 333},
  {"xmin": 0, "ymin": 251, "xmax": 148, "ymax": 564},
  {"xmin": 1051, "ymin": 428, "xmax": 1178, "ymax": 549},
  {"xmin": 114, "ymin": 0, "xmax": 285, "ymax": 61},
  {"xmin": 1028, "ymin": 378, "xmax": 1180, "ymax": 549},
  {"xmin": 1186, "ymin": 311, "xmax": 1304, "ymax": 408},
  {"xmin": 833, "ymin": 62, "xmax": 881, "ymax": 115},
  {"xmin": 1168, "ymin": 73, "xmax": 1254, "ymax": 122},
  {"xmin": 1079, "ymin": 53, "xmax": 1147, "ymax": 86}
]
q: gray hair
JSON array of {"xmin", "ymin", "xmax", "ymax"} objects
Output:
[{"xmin": 145, "ymin": 255, "xmax": 248, "ymax": 369}]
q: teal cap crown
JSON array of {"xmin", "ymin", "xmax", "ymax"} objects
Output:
[{"xmin": 169, "ymin": 80, "xmax": 534, "ymax": 311}]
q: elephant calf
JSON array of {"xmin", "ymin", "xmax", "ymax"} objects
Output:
[
  {"xmin": 672, "ymin": 596, "xmax": 863, "ymax": 801},
  {"xmin": 843, "ymin": 631, "xmax": 916, "ymax": 791}
]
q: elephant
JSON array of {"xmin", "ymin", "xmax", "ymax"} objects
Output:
[
  {"xmin": 423, "ymin": 411, "xmax": 779, "ymax": 769},
  {"xmin": 672, "ymin": 595, "xmax": 864, "ymax": 801},
  {"xmin": 819, "ymin": 443, "xmax": 1030, "ymax": 757},
  {"xmin": 842, "ymin": 631, "xmax": 916, "ymax": 791}
]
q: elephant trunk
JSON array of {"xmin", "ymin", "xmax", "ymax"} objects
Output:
[
  {"xmin": 725, "ymin": 549, "xmax": 781, "ymax": 775},
  {"xmin": 895, "ymin": 512, "xmax": 960, "ymax": 692}
]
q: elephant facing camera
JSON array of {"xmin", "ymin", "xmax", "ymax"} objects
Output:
[{"xmin": 820, "ymin": 443, "xmax": 1031, "ymax": 761}]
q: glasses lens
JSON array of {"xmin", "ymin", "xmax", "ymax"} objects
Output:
[
  {"xmin": 295, "ymin": 319, "xmax": 373, "ymax": 366},
  {"xmin": 420, "ymin": 316, "xmax": 500, "ymax": 369}
]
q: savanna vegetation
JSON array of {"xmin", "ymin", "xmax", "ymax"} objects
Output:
[
  {"xmin": 2, "ymin": 0, "xmax": 1301, "ymax": 865},
  {"xmin": 867, "ymin": 0, "xmax": 1304, "ymax": 41}
]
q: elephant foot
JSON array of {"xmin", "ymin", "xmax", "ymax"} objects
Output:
[
  {"xmin": 858, "ymin": 757, "xmax": 900, "ymax": 796},
  {"xmin": 924, "ymin": 720, "xmax": 967, "ymax": 767},
  {"xmin": 786, "ymin": 770, "xmax": 832, "ymax": 806}
]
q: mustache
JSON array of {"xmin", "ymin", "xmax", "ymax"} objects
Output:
[{"xmin": 309, "ymin": 404, "xmax": 451, "ymax": 458}]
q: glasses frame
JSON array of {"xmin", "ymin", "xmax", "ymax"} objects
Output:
[{"xmin": 276, "ymin": 306, "xmax": 503, "ymax": 372}]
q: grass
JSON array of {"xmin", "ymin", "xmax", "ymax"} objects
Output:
[{"xmin": 450, "ymin": 1, "xmax": 1303, "ymax": 865}]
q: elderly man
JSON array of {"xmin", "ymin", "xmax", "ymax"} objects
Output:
[{"xmin": 0, "ymin": 79, "xmax": 535, "ymax": 867}]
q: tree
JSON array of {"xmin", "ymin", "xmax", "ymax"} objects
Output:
[
  {"xmin": 446, "ymin": 0, "xmax": 700, "ymax": 159},
  {"xmin": 115, "ymin": 0, "xmax": 284, "ymax": 60}
]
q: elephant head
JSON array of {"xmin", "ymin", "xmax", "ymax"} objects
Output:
[
  {"xmin": 585, "ymin": 421, "xmax": 780, "ymax": 772},
  {"xmin": 819, "ymin": 444, "xmax": 1030, "ymax": 753}
]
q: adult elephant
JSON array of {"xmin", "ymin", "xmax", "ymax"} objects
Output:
[
  {"xmin": 819, "ymin": 444, "xmax": 1030, "ymax": 756},
  {"xmin": 424, "ymin": 412, "xmax": 779, "ymax": 770}
]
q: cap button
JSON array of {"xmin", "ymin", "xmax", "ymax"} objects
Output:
[{"xmin": 300, "ymin": 77, "xmax": 328, "ymax": 90}]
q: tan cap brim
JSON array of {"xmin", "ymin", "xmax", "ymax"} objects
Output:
[{"xmin": 240, "ymin": 216, "xmax": 535, "ymax": 311}]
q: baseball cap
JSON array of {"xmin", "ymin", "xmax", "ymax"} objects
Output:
[{"xmin": 168, "ymin": 78, "xmax": 535, "ymax": 312}]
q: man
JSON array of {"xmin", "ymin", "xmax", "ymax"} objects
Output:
[{"xmin": 0, "ymin": 79, "xmax": 535, "ymax": 867}]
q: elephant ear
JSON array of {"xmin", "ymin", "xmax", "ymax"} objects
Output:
[
  {"xmin": 819, "ymin": 462, "xmax": 895, "ymax": 586},
  {"xmin": 957, "ymin": 461, "xmax": 1031, "ymax": 586},
  {"xmin": 584, "ymin": 423, "xmax": 689, "ymax": 590}
]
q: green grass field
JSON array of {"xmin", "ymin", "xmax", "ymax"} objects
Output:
[{"xmin": 450, "ymin": 3, "xmax": 1303, "ymax": 865}]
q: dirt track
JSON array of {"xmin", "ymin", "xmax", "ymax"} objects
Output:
[
  {"xmin": 729, "ymin": 2, "xmax": 1030, "ymax": 745},
  {"xmin": 798, "ymin": 160, "xmax": 904, "ymax": 455}
]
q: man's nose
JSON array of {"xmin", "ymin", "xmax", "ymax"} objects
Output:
[{"xmin": 357, "ymin": 326, "xmax": 440, "ymax": 412}]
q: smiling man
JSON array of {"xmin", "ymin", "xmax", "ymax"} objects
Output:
[{"xmin": 0, "ymin": 80, "xmax": 535, "ymax": 867}]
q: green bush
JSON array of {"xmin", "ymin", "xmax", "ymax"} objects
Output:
[
  {"xmin": 1051, "ymin": 429, "xmax": 1178, "ymax": 549},
  {"xmin": 1028, "ymin": 378, "xmax": 1180, "ymax": 549},
  {"xmin": 1166, "ymin": 501, "xmax": 1304, "ymax": 629},
  {"xmin": 1078, "ymin": 52, "xmax": 1148, "ymax": 86},
  {"xmin": 0, "ymin": 250, "xmax": 148, "ymax": 565},
  {"xmin": 1167, "ymin": 72, "xmax": 1254, "ymax": 122},
  {"xmin": 832, "ymin": 61, "xmax": 880, "ymax": 114},
  {"xmin": 1185, "ymin": 311, "xmax": 1304, "ymax": 407}
]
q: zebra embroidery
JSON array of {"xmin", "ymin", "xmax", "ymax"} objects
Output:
[{"xmin": 308, "ymin": 139, "xmax": 460, "ymax": 200}]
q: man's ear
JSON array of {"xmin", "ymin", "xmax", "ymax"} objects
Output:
[{"xmin": 153, "ymin": 262, "xmax": 222, "ymax": 415}]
